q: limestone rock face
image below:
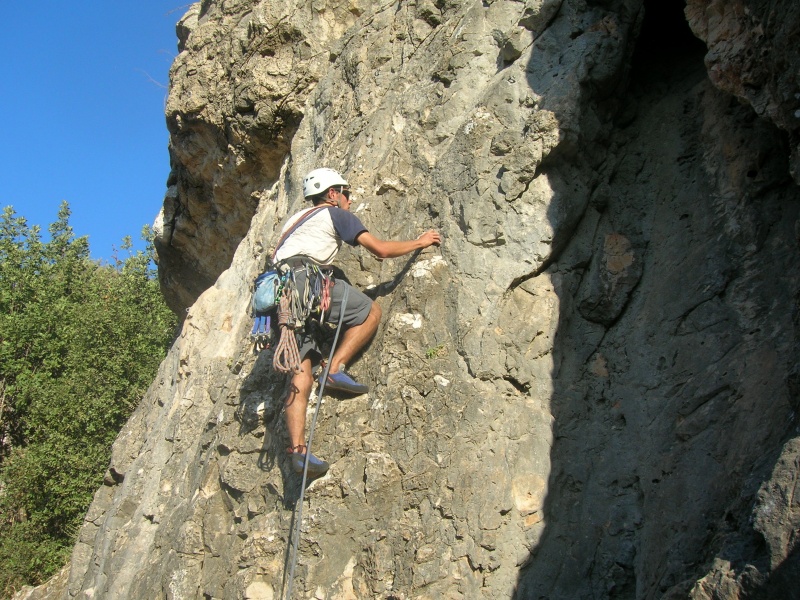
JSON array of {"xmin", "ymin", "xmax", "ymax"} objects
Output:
[
  {"xmin": 22, "ymin": 1, "xmax": 800, "ymax": 599},
  {"xmin": 154, "ymin": 1, "xmax": 370, "ymax": 313},
  {"xmin": 686, "ymin": 0, "xmax": 800, "ymax": 184}
]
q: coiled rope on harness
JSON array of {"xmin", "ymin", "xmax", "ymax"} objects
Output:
[
  {"xmin": 272, "ymin": 289, "xmax": 302, "ymax": 373},
  {"xmin": 284, "ymin": 287, "xmax": 349, "ymax": 600}
]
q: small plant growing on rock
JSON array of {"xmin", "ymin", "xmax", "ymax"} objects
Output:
[{"xmin": 425, "ymin": 343, "xmax": 447, "ymax": 359}]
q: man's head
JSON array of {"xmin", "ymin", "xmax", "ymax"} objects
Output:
[{"xmin": 303, "ymin": 168, "xmax": 351, "ymax": 208}]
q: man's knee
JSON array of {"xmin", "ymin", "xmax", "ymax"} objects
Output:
[{"xmin": 369, "ymin": 301, "xmax": 382, "ymax": 321}]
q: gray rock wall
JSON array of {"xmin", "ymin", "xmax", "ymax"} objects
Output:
[{"xmin": 17, "ymin": 1, "xmax": 799, "ymax": 599}]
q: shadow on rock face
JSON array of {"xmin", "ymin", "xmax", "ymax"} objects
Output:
[{"xmin": 514, "ymin": 1, "xmax": 800, "ymax": 598}]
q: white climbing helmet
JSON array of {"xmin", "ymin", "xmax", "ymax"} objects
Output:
[{"xmin": 303, "ymin": 168, "xmax": 349, "ymax": 198}]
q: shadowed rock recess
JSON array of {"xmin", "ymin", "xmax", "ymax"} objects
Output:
[{"xmin": 17, "ymin": 1, "xmax": 800, "ymax": 599}]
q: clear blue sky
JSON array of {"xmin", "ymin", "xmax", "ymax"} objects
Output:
[{"xmin": 2, "ymin": 1, "xmax": 189, "ymax": 260}]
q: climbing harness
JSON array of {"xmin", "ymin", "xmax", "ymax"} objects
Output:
[
  {"xmin": 270, "ymin": 263, "xmax": 335, "ymax": 373},
  {"xmin": 284, "ymin": 286, "xmax": 349, "ymax": 600}
]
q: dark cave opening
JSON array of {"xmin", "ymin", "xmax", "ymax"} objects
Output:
[{"xmin": 632, "ymin": 0, "xmax": 707, "ymax": 74}]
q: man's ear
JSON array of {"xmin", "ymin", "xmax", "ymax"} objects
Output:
[{"xmin": 326, "ymin": 188, "xmax": 339, "ymax": 206}]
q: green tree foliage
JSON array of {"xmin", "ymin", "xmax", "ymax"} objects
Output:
[{"xmin": 0, "ymin": 202, "xmax": 177, "ymax": 595}]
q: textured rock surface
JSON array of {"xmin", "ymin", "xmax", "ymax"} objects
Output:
[
  {"xmin": 18, "ymin": 0, "xmax": 800, "ymax": 599},
  {"xmin": 154, "ymin": 0, "xmax": 353, "ymax": 313},
  {"xmin": 686, "ymin": 0, "xmax": 800, "ymax": 184}
]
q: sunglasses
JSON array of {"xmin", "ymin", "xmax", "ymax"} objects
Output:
[{"xmin": 337, "ymin": 187, "xmax": 351, "ymax": 200}]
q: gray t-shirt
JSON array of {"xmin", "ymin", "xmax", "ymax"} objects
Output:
[{"xmin": 274, "ymin": 206, "xmax": 367, "ymax": 265}]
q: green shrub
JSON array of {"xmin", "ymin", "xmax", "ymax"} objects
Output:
[{"xmin": 0, "ymin": 202, "xmax": 177, "ymax": 596}]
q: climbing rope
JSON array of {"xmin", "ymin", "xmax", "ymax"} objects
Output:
[
  {"xmin": 273, "ymin": 291, "xmax": 302, "ymax": 373},
  {"xmin": 284, "ymin": 287, "xmax": 349, "ymax": 600}
]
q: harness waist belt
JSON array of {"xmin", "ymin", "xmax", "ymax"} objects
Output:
[{"xmin": 279, "ymin": 256, "xmax": 329, "ymax": 271}]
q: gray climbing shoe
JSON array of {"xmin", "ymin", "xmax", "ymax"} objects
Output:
[{"xmin": 290, "ymin": 448, "xmax": 329, "ymax": 477}]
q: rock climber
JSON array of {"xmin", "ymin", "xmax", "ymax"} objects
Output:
[{"xmin": 274, "ymin": 167, "xmax": 441, "ymax": 476}]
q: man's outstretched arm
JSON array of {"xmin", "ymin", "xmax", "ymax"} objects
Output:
[{"xmin": 356, "ymin": 230, "xmax": 441, "ymax": 259}]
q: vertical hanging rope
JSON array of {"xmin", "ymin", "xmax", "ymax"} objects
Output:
[{"xmin": 284, "ymin": 287, "xmax": 349, "ymax": 600}]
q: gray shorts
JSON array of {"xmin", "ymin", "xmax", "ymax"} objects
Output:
[{"xmin": 292, "ymin": 271, "xmax": 372, "ymax": 362}]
